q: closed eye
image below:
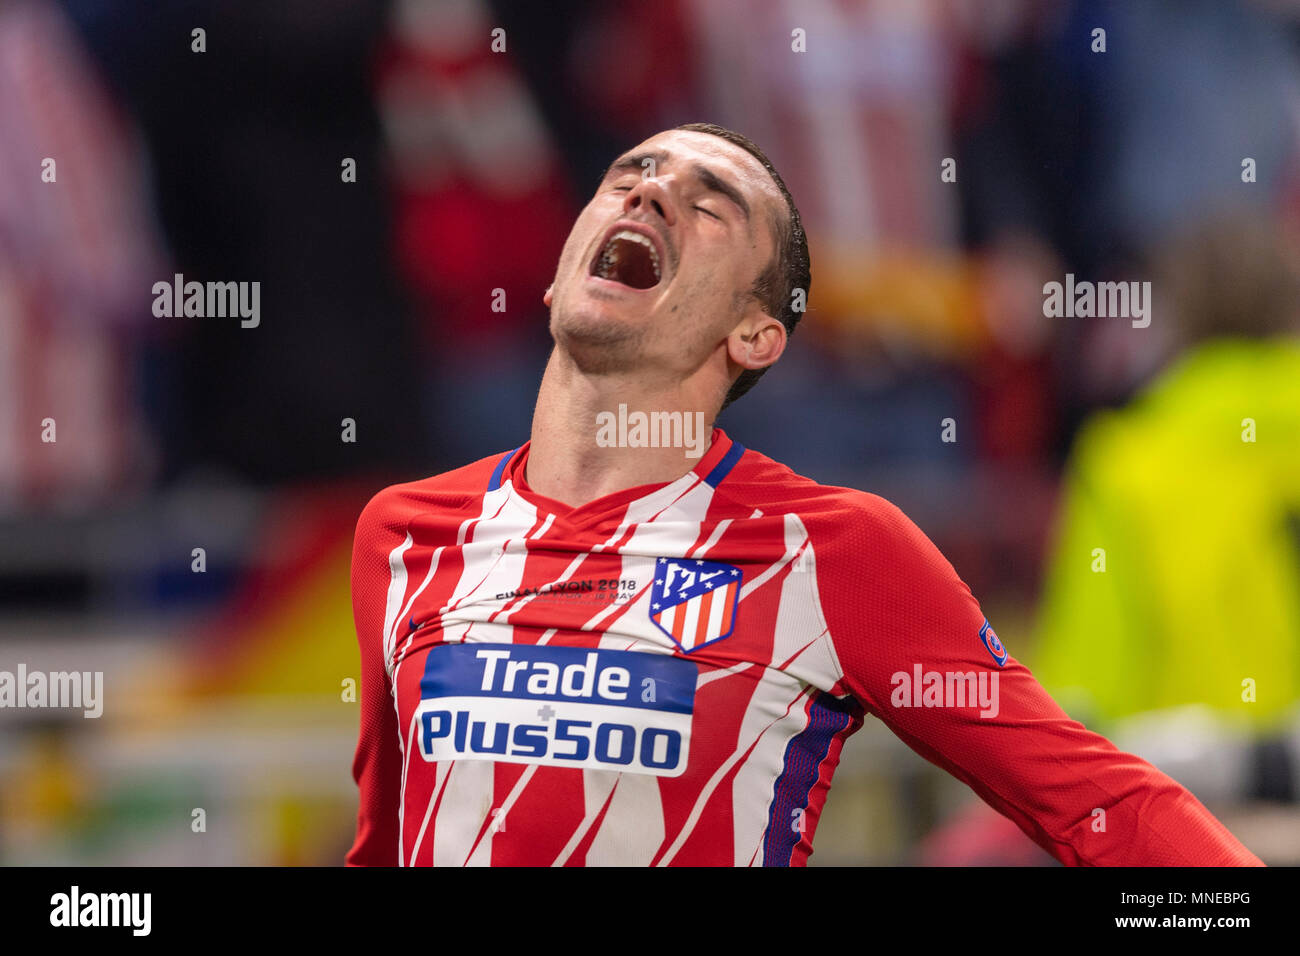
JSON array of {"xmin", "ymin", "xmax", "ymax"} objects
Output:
[{"xmin": 694, "ymin": 204, "xmax": 720, "ymax": 220}]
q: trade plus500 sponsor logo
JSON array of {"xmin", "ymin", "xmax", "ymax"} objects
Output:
[{"xmin": 415, "ymin": 643, "xmax": 697, "ymax": 777}]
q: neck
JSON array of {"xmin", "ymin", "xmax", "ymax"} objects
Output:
[{"xmin": 526, "ymin": 347, "xmax": 719, "ymax": 507}]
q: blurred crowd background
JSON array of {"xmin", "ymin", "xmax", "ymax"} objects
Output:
[{"xmin": 1, "ymin": 0, "xmax": 1298, "ymax": 865}]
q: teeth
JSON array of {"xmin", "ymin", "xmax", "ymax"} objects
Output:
[{"xmin": 597, "ymin": 229, "xmax": 661, "ymax": 282}]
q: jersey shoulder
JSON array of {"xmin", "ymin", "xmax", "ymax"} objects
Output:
[
  {"xmin": 354, "ymin": 448, "xmax": 516, "ymax": 553},
  {"xmin": 726, "ymin": 444, "xmax": 983, "ymax": 664},
  {"xmin": 724, "ymin": 443, "xmax": 969, "ymax": 601},
  {"xmin": 725, "ymin": 444, "xmax": 925, "ymax": 550}
]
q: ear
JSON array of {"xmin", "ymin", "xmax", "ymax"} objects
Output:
[
  {"xmin": 725, "ymin": 304, "xmax": 786, "ymax": 374},
  {"xmin": 543, "ymin": 284, "xmax": 554, "ymax": 308}
]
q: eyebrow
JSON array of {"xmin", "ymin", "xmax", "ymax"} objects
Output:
[
  {"xmin": 603, "ymin": 149, "xmax": 668, "ymax": 180},
  {"xmin": 602, "ymin": 150, "xmax": 751, "ymax": 221}
]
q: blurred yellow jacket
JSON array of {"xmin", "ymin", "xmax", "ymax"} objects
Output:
[{"xmin": 1033, "ymin": 337, "xmax": 1300, "ymax": 730}]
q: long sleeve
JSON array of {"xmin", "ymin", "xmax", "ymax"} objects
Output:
[
  {"xmin": 813, "ymin": 493, "xmax": 1263, "ymax": 866},
  {"xmin": 345, "ymin": 492, "xmax": 405, "ymax": 866}
]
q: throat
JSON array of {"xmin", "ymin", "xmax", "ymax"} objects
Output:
[{"xmin": 526, "ymin": 354, "xmax": 717, "ymax": 508}]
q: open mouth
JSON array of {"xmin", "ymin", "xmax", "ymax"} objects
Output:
[{"xmin": 589, "ymin": 229, "xmax": 662, "ymax": 290}]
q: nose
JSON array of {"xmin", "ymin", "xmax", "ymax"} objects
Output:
[{"xmin": 623, "ymin": 174, "xmax": 676, "ymax": 226}]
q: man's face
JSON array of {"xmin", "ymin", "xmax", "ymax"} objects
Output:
[{"xmin": 545, "ymin": 129, "xmax": 784, "ymax": 384}]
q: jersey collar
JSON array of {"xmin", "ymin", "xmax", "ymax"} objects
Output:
[{"xmin": 496, "ymin": 428, "xmax": 742, "ymax": 529}]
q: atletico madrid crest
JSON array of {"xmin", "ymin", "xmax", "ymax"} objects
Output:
[{"xmin": 649, "ymin": 557, "xmax": 742, "ymax": 653}]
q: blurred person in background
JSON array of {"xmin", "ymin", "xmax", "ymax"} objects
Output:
[
  {"xmin": 1034, "ymin": 212, "xmax": 1300, "ymax": 806},
  {"xmin": 923, "ymin": 212, "xmax": 1300, "ymax": 865},
  {"xmin": 0, "ymin": 0, "xmax": 163, "ymax": 511}
]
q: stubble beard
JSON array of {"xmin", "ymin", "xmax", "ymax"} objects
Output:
[{"xmin": 549, "ymin": 296, "xmax": 653, "ymax": 377}]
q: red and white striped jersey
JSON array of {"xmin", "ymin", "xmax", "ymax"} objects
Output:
[{"xmin": 347, "ymin": 429, "xmax": 1263, "ymax": 866}]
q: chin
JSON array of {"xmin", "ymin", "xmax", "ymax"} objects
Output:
[{"xmin": 551, "ymin": 305, "xmax": 649, "ymax": 373}]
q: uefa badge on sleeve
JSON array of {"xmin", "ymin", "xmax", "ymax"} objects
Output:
[
  {"xmin": 650, "ymin": 557, "xmax": 742, "ymax": 653},
  {"xmin": 979, "ymin": 618, "xmax": 1008, "ymax": 667}
]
